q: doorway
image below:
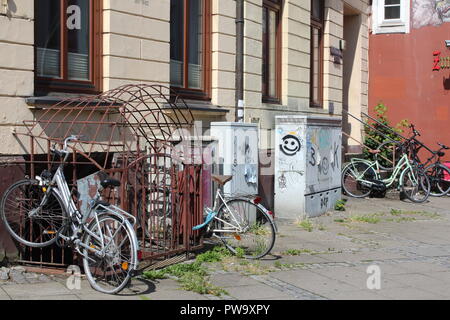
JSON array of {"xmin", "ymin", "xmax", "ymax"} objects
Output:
[{"xmin": 342, "ymin": 5, "xmax": 363, "ymax": 157}]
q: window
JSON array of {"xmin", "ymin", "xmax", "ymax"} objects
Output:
[
  {"xmin": 372, "ymin": 0, "xmax": 410, "ymax": 34},
  {"xmin": 170, "ymin": 0, "xmax": 211, "ymax": 99},
  {"xmin": 384, "ymin": 0, "xmax": 401, "ymax": 20},
  {"xmin": 35, "ymin": 0, "xmax": 102, "ymax": 94},
  {"xmin": 262, "ymin": 0, "xmax": 281, "ymax": 103},
  {"xmin": 310, "ymin": 0, "xmax": 324, "ymax": 108}
]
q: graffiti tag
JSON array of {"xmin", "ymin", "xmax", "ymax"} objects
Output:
[
  {"xmin": 318, "ymin": 157, "xmax": 330, "ymax": 175},
  {"xmin": 280, "ymin": 135, "xmax": 301, "ymax": 156},
  {"xmin": 320, "ymin": 197, "xmax": 329, "ymax": 209}
]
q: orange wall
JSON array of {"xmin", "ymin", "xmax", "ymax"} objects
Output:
[{"xmin": 369, "ymin": 24, "xmax": 450, "ymax": 160}]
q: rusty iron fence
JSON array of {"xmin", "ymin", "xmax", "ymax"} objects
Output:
[{"xmin": 1, "ymin": 84, "xmax": 204, "ymax": 269}]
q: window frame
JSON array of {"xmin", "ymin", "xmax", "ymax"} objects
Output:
[
  {"xmin": 170, "ymin": 0, "xmax": 212, "ymax": 101},
  {"xmin": 372, "ymin": 0, "xmax": 410, "ymax": 34},
  {"xmin": 310, "ymin": 0, "xmax": 324, "ymax": 109},
  {"xmin": 262, "ymin": 0, "xmax": 282, "ymax": 104},
  {"xmin": 34, "ymin": 0, "xmax": 103, "ymax": 95}
]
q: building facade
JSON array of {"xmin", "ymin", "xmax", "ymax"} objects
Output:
[
  {"xmin": 369, "ymin": 0, "xmax": 450, "ymax": 158},
  {"xmin": 0, "ymin": 0, "xmax": 370, "ymax": 209}
]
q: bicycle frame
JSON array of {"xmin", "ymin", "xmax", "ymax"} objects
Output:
[
  {"xmin": 208, "ymin": 188, "xmax": 246, "ymax": 234},
  {"xmin": 35, "ymin": 154, "xmax": 138, "ymax": 267},
  {"xmin": 349, "ymin": 153, "xmax": 418, "ymax": 188}
]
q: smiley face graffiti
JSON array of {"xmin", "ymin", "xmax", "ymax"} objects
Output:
[{"xmin": 280, "ymin": 135, "xmax": 301, "ymax": 156}]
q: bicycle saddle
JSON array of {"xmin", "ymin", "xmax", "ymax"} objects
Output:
[
  {"xmin": 212, "ymin": 175, "xmax": 233, "ymax": 186},
  {"xmin": 438, "ymin": 143, "xmax": 450, "ymax": 150},
  {"xmin": 368, "ymin": 149, "xmax": 381, "ymax": 154},
  {"xmin": 101, "ymin": 178, "xmax": 121, "ymax": 188}
]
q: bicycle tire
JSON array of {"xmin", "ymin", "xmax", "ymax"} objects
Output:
[
  {"xmin": 82, "ymin": 213, "xmax": 138, "ymax": 294},
  {"xmin": 424, "ymin": 163, "xmax": 450, "ymax": 197},
  {"xmin": 400, "ymin": 167, "xmax": 430, "ymax": 203},
  {"xmin": 341, "ymin": 162, "xmax": 377, "ymax": 198},
  {"xmin": 215, "ymin": 199, "xmax": 275, "ymax": 259},
  {"xmin": 0, "ymin": 179, "xmax": 68, "ymax": 248}
]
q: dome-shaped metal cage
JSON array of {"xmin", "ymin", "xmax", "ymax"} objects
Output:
[{"xmin": 8, "ymin": 84, "xmax": 204, "ymax": 268}]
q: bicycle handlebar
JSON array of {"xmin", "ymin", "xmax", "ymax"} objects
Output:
[{"xmin": 50, "ymin": 135, "xmax": 85, "ymax": 160}]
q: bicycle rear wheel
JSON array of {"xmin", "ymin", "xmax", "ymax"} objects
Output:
[
  {"xmin": 82, "ymin": 213, "xmax": 138, "ymax": 294},
  {"xmin": 341, "ymin": 162, "xmax": 377, "ymax": 198},
  {"xmin": 214, "ymin": 199, "xmax": 275, "ymax": 259},
  {"xmin": 401, "ymin": 167, "xmax": 430, "ymax": 203},
  {"xmin": 425, "ymin": 163, "xmax": 450, "ymax": 197},
  {"xmin": 0, "ymin": 179, "xmax": 67, "ymax": 248}
]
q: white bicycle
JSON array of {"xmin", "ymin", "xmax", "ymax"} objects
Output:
[{"xmin": 0, "ymin": 136, "xmax": 139, "ymax": 294}]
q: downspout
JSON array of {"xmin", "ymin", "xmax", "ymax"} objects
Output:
[{"xmin": 235, "ymin": 0, "xmax": 244, "ymax": 122}]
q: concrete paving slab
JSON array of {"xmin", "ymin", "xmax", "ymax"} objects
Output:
[
  {"xmin": 425, "ymin": 271, "xmax": 450, "ymax": 284},
  {"xmin": 394, "ymin": 261, "xmax": 450, "ymax": 274},
  {"xmin": 143, "ymin": 289, "xmax": 208, "ymax": 300},
  {"xmin": 224, "ymin": 284, "xmax": 292, "ymax": 300},
  {"xmin": 2, "ymin": 281, "xmax": 71, "ymax": 298},
  {"xmin": 378, "ymin": 286, "xmax": 446, "ymax": 300},
  {"xmin": 209, "ymin": 273, "xmax": 262, "ymax": 288},
  {"xmin": 15, "ymin": 294, "xmax": 81, "ymax": 300},
  {"xmin": 321, "ymin": 289, "xmax": 388, "ymax": 300},
  {"xmin": 384, "ymin": 273, "xmax": 446, "ymax": 289},
  {"xmin": 310, "ymin": 265, "xmax": 407, "ymax": 290},
  {"xmin": 270, "ymin": 269, "xmax": 359, "ymax": 296}
]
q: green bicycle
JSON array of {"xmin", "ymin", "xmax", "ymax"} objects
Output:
[{"xmin": 342, "ymin": 149, "xmax": 431, "ymax": 203}]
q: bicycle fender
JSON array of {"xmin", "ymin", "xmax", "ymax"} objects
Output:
[{"xmin": 256, "ymin": 203, "xmax": 278, "ymax": 233}]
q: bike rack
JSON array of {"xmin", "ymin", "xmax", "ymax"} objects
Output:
[
  {"xmin": 2, "ymin": 84, "xmax": 204, "ymax": 269},
  {"xmin": 342, "ymin": 109, "xmax": 410, "ymax": 166}
]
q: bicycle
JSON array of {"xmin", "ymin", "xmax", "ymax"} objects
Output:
[
  {"xmin": 375, "ymin": 124, "xmax": 450, "ymax": 197},
  {"xmin": 0, "ymin": 136, "xmax": 139, "ymax": 294},
  {"xmin": 342, "ymin": 143, "xmax": 431, "ymax": 203},
  {"xmin": 192, "ymin": 175, "xmax": 277, "ymax": 259}
]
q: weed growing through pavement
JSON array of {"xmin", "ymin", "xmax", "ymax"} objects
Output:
[
  {"xmin": 143, "ymin": 247, "xmax": 230, "ymax": 296},
  {"xmin": 297, "ymin": 219, "xmax": 314, "ymax": 232},
  {"xmin": 334, "ymin": 199, "xmax": 347, "ymax": 211}
]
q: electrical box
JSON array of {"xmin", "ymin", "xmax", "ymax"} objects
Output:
[
  {"xmin": 210, "ymin": 122, "xmax": 259, "ymax": 196},
  {"xmin": 275, "ymin": 115, "xmax": 342, "ymax": 219}
]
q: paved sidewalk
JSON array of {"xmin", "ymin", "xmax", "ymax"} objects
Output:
[{"xmin": 1, "ymin": 192, "xmax": 450, "ymax": 300}]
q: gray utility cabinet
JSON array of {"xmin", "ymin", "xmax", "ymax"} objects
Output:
[
  {"xmin": 210, "ymin": 122, "xmax": 259, "ymax": 196},
  {"xmin": 274, "ymin": 115, "xmax": 342, "ymax": 219}
]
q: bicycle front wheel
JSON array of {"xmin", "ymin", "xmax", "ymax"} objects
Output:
[
  {"xmin": 0, "ymin": 179, "xmax": 67, "ymax": 248},
  {"xmin": 215, "ymin": 199, "xmax": 275, "ymax": 259},
  {"xmin": 425, "ymin": 163, "xmax": 450, "ymax": 197},
  {"xmin": 82, "ymin": 213, "xmax": 138, "ymax": 294},
  {"xmin": 401, "ymin": 167, "xmax": 431, "ymax": 203}
]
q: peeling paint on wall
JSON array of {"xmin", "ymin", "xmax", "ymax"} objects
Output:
[{"xmin": 412, "ymin": 0, "xmax": 450, "ymax": 28}]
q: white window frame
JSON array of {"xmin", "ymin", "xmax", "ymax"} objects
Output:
[{"xmin": 372, "ymin": 0, "xmax": 410, "ymax": 34}]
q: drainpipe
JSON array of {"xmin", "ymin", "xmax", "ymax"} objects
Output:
[{"xmin": 235, "ymin": 0, "xmax": 244, "ymax": 122}]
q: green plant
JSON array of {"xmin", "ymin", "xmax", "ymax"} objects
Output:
[
  {"xmin": 390, "ymin": 209, "xmax": 402, "ymax": 216},
  {"xmin": 178, "ymin": 272, "xmax": 227, "ymax": 296},
  {"xmin": 235, "ymin": 247, "xmax": 245, "ymax": 259},
  {"xmin": 196, "ymin": 246, "xmax": 232, "ymax": 263},
  {"xmin": 143, "ymin": 247, "xmax": 232, "ymax": 297},
  {"xmin": 298, "ymin": 219, "xmax": 314, "ymax": 232},
  {"xmin": 283, "ymin": 249, "xmax": 312, "ymax": 256},
  {"xmin": 349, "ymin": 214, "xmax": 381, "ymax": 224},
  {"xmin": 142, "ymin": 269, "xmax": 168, "ymax": 280},
  {"xmin": 334, "ymin": 199, "xmax": 347, "ymax": 211},
  {"xmin": 363, "ymin": 102, "xmax": 409, "ymax": 167}
]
